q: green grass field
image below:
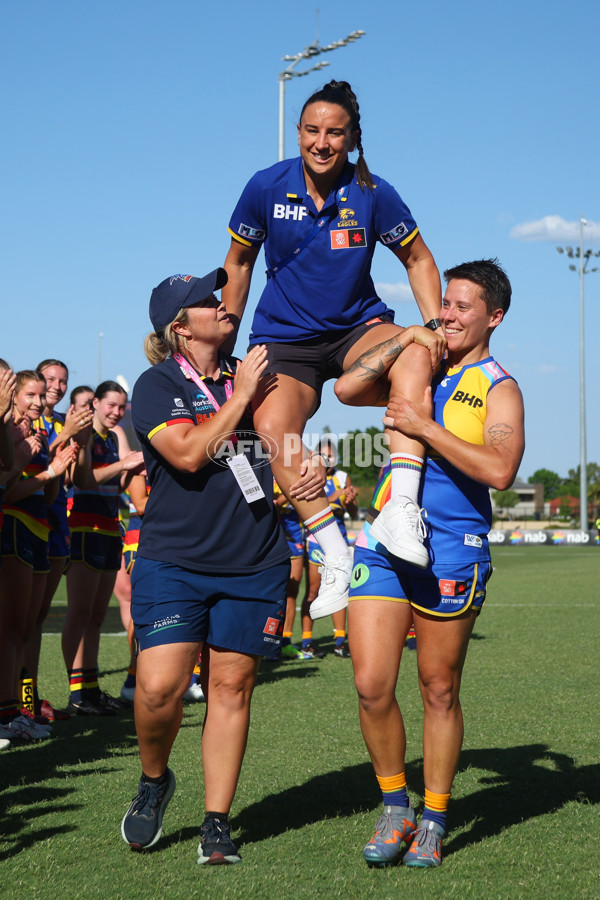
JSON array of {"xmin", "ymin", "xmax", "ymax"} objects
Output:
[{"xmin": 1, "ymin": 546, "xmax": 599, "ymax": 899}]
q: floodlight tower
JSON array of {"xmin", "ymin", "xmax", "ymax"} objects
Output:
[
  {"xmin": 556, "ymin": 216, "xmax": 600, "ymax": 530},
  {"xmin": 278, "ymin": 29, "xmax": 366, "ymax": 161}
]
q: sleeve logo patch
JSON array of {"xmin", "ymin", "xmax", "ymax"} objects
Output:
[
  {"xmin": 238, "ymin": 222, "xmax": 266, "ymax": 241},
  {"xmin": 330, "ymin": 227, "xmax": 367, "ymax": 249},
  {"xmin": 380, "ymin": 222, "xmax": 409, "ymax": 245}
]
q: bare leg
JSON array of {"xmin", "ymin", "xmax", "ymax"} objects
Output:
[
  {"xmin": 0, "ymin": 557, "xmax": 34, "ymax": 699},
  {"xmin": 201, "ymin": 645, "xmax": 260, "ymax": 813},
  {"xmin": 414, "ymin": 608, "xmax": 477, "ymax": 793},
  {"xmin": 113, "ymin": 554, "xmax": 132, "ymax": 631},
  {"xmin": 23, "ymin": 557, "xmax": 65, "ymax": 684},
  {"xmin": 135, "ymin": 641, "xmax": 201, "ymax": 777},
  {"xmin": 349, "ymin": 598, "xmax": 413, "ymax": 774}
]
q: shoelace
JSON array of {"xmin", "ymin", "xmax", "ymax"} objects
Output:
[
  {"xmin": 132, "ymin": 780, "xmax": 165, "ymax": 815},
  {"xmin": 313, "ymin": 549, "xmax": 348, "ymax": 584},
  {"xmin": 370, "ymin": 810, "xmax": 394, "ymax": 841},
  {"xmin": 411, "ymin": 825, "xmax": 440, "ymax": 856},
  {"xmin": 397, "ymin": 500, "xmax": 428, "ymax": 539},
  {"xmin": 201, "ymin": 818, "xmax": 230, "ymax": 845}
]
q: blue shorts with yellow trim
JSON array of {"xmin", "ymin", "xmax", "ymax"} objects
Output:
[
  {"xmin": 69, "ymin": 531, "xmax": 122, "ymax": 572},
  {"xmin": 131, "ymin": 557, "xmax": 288, "ymax": 656},
  {"xmin": 1, "ymin": 515, "xmax": 49, "ymax": 573},
  {"xmin": 348, "ymin": 546, "xmax": 492, "ymax": 617}
]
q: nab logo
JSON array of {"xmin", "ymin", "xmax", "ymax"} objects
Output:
[
  {"xmin": 273, "ymin": 204, "xmax": 309, "ymax": 221},
  {"xmin": 452, "ymin": 390, "xmax": 483, "ymax": 408}
]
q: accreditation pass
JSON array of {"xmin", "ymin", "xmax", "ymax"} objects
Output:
[{"xmin": 227, "ymin": 454, "xmax": 266, "ymax": 503}]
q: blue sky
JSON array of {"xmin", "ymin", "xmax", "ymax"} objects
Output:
[{"xmin": 2, "ymin": 0, "xmax": 599, "ymax": 481}]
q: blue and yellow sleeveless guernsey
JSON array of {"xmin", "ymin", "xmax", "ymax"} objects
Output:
[
  {"xmin": 351, "ymin": 356, "xmax": 515, "ymax": 616},
  {"xmin": 69, "ymin": 430, "xmax": 122, "ymax": 537},
  {"xmin": 228, "ymin": 158, "xmax": 419, "ymax": 344}
]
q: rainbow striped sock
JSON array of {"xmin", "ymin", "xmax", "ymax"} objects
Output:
[{"xmin": 390, "ymin": 453, "xmax": 423, "ymax": 504}]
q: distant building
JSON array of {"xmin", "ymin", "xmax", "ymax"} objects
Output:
[{"xmin": 490, "ymin": 478, "xmax": 544, "ymax": 519}]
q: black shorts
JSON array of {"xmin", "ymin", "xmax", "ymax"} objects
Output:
[{"xmin": 256, "ymin": 314, "xmax": 395, "ymax": 407}]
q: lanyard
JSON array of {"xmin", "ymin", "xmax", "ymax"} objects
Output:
[
  {"xmin": 173, "ymin": 352, "xmax": 233, "ymax": 409},
  {"xmin": 173, "ymin": 352, "xmax": 237, "ymax": 445}
]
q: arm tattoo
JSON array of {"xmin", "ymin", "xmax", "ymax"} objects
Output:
[
  {"xmin": 488, "ymin": 423, "xmax": 514, "ymax": 446},
  {"xmin": 345, "ymin": 336, "xmax": 405, "ymax": 383}
]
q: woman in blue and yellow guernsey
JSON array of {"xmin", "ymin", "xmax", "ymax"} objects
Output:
[
  {"xmin": 224, "ymin": 80, "xmax": 446, "ymax": 621},
  {"xmin": 0, "ymin": 370, "xmax": 77, "ymax": 738},
  {"xmin": 120, "ymin": 268, "xmax": 289, "ymax": 864},
  {"xmin": 62, "ymin": 380, "xmax": 144, "ymax": 716},
  {"xmin": 348, "ymin": 260, "xmax": 525, "ymax": 868}
]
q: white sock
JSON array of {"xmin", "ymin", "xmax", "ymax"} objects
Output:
[
  {"xmin": 304, "ymin": 508, "xmax": 349, "ymax": 558},
  {"xmin": 390, "ymin": 453, "xmax": 423, "ymax": 504}
]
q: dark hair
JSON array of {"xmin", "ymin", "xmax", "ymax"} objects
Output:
[
  {"xmin": 70, "ymin": 384, "xmax": 94, "ymax": 405},
  {"xmin": 36, "ymin": 358, "xmax": 69, "ymax": 378},
  {"xmin": 94, "ymin": 380, "xmax": 127, "ymax": 401},
  {"xmin": 300, "ymin": 80, "xmax": 375, "ymax": 191},
  {"xmin": 443, "ymin": 258, "xmax": 512, "ymax": 315},
  {"xmin": 0, "ymin": 358, "xmax": 11, "ymax": 371}
]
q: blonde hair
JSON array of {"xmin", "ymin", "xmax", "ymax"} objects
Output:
[{"xmin": 144, "ymin": 308, "xmax": 189, "ymax": 365}]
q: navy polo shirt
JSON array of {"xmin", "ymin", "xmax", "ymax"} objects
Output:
[
  {"xmin": 228, "ymin": 157, "xmax": 419, "ymax": 344},
  {"xmin": 131, "ymin": 355, "xmax": 289, "ymax": 574}
]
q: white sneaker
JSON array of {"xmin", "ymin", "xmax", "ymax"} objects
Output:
[
  {"xmin": 369, "ymin": 497, "xmax": 429, "ymax": 568},
  {"xmin": 0, "ymin": 737, "xmax": 10, "ymax": 750},
  {"xmin": 183, "ymin": 682, "xmax": 205, "ymax": 702},
  {"xmin": 120, "ymin": 684, "xmax": 136, "ymax": 702},
  {"xmin": 8, "ymin": 715, "xmax": 52, "ymax": 741},
  {"xmin": 310, "ymin": 552, "xmax": 352, "ymax": 620}
]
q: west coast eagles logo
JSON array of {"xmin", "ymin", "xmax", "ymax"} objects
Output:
[{"xmin": 337, "ymin": 207, "xmax": 358, "ymax": 227}]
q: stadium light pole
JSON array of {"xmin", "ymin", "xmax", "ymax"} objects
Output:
[
  {"xmin": 97, "ymin": 331, "xmax": 104, "ymax": 385},
  {"xmin": 278, "ymin": 29, "xmax": 366, "ymax": 161},
  {"xmin": 556, "ymin": 217, "xmax": 600, "ymax": 530}
]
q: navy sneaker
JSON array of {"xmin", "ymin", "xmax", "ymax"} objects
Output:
[
  {"xmin": 121, "ymin": 768, "xmax": 176, "ymax": 850},
  {"xmin": 197, "ymin": 815, "xmax": 241, "ymax": 865}
]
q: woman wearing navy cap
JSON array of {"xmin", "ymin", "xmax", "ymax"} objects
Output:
[
  {"xmin": 121, "ymin": 268, "xmax": 289, "ymax": 865},
  {"xmin": 224, "ymin": 79, "xmax": 445, "ymax": 621}
]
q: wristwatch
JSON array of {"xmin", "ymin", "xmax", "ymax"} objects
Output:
[{"xmin": 424, "ymin": 318, "xmax": 442, "ymax": 331}]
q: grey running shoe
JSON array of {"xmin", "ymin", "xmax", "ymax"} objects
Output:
[
  {"xmin": 121, "ymin": 768, "xmax": 176, "ymax": 850},
  {"xmin": 363, "ymin": 803, "xmax": 417, "ymax": 867},
  {"xmin": 403, "ymin": 818, "xmax": 445, "ymax": 867},
  {"xmin": 197, "ymin": 815, "xmax": 241, "ymax": 865}
]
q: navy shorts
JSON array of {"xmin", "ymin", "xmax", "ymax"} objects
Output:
[
  {"xmin": 69, "ymin": 531, "xmax": 122, "ymax": 572},
  {"xmin": 131, "ymin": 557, "xmax": 288, "ymax": 656},
  {"xmin": 349, "ymin": 546, "xmax": 492, "ymax": 618},
  {"xmin": 257, "ymin": 314, "xmax": 395, "ymax": 406},
  {"xmin": 0, "ymin": 515, "xmax": 50, "ymax": 573},
  {"xmin": 48, "ymin": 526, "xmax": 70, "ymax": 560}
]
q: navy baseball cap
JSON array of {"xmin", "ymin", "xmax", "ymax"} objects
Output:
[{"xmin": 149, "ymin": 269, "xmax": 228, "ymax": 334}]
